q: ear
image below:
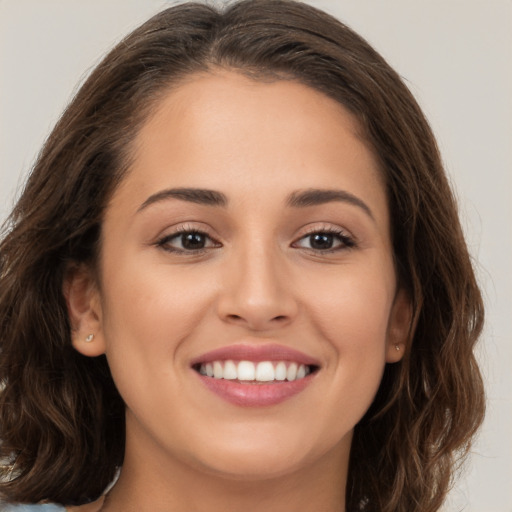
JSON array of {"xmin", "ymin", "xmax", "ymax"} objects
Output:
[
  {"xmin": 385, "ymin": 287, "xmax": 412, "ymax": 363},
  {"xmin": 63, "ymin": 263, "xmax": 106, "ymax": 357}
]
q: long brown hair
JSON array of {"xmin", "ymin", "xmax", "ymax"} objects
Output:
[{"xmin": 0, "ymin": 1, "xmax": 484, "ymax": 510}]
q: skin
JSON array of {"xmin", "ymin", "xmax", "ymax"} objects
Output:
[{"xmin": 65, "ymin": 70, "xmax": 410, "ymax": 512}]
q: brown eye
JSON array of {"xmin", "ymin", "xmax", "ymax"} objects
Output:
[
  {"xmin": 157, "ymin": 230, "xmax": 219, "ymax": 253},
  {"xmin": 294, "ymin": 230, "xmax": 355, "ymax": 252},
  {"xmin": 309, "ymin": 233, "xmax": 336, "ymax": 250},
  {"xmin": 180, "ymin": 232, "xmax": 207, "ymax": 250}
]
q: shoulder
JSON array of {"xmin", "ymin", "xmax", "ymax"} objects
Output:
[
  {"xmin": 1, "ymin": 496, "xmax": 104, "ymax": 512},
  {"xmin": 1, "ymin": 505, "xmax": 65, "ymax": 512}
]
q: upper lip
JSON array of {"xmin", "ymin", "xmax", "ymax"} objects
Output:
[{"xmin": 190, "ymin": 343, "xmax": 321, "ymax": 367}]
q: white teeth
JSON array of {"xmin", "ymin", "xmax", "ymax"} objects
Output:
[
  {"xmin": 255, "ymin": 361, "xmax": 275, "ymax": 381},
  {"xmin": 286, "ymin": 362, "xmax": 297, "ymax": 381},
  {"xmin": 213, "ymin": 361, "xmax": 223, "ymax": 379},
  {"xmin": 275, "ymin": 362, "xmax": 287, "ymax": 381},
  {"xmin": 223, "ymin": 360, "xmax": 238, "ymax": 380},
  {"xmin": 197, "ymin": 360, "xmax": 312, "ymax": 382},
  {"xmin": 237, "ymin": 361, "xmax": 256, "ymax": 381}
]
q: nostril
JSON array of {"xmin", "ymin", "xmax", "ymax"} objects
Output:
[{"xmin": 221, "ymin": 311, "xmax": 293, "ymax": 329}]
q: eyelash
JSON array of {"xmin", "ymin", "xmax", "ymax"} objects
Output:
[
  {"xmin": 292, "ymin": 227, "xmax": 356, "ymax": 253},
  {"xmin": 156, "ymin": 225, "xmax": 219, "ymax": 255},
  {"xmin": 155, "ymin": 226, "xmax": 356, "ymax": 255}
]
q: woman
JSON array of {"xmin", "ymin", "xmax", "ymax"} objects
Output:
[{"xmin": 0, "ymin": 1, "xmax": 485, "ymax": 511}]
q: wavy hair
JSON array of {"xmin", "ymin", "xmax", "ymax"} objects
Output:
[{"xmin": 0, "ymin": 1, "xmax": 484, "ymax": 510}]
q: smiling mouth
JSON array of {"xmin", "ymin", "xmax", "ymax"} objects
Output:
[{"xmin": 192, "ymin": 360, "xmax": 319, "ymax": 383}]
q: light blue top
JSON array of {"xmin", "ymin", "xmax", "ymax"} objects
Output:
[{"xmin": 1, "ymin": 505, "xmax": 65, "ymax": 511}]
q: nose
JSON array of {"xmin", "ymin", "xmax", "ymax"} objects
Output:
[{"xmin": 216, "ymin": 244, "xmax": 299, "ymax": 331}]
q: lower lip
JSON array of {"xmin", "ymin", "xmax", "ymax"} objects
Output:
[{"xmin": 194, "ymin": 371, "xmax": 316, "ymax": 407}]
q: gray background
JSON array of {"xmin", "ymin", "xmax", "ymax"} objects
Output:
[{"xmin": 1, "ymin": 1, "xmax": 511, "ymax": 510}]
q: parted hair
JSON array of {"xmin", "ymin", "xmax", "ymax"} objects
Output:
[{"xmin": 0, "ymin": 1, "xmax": 485, "ymax": 510}]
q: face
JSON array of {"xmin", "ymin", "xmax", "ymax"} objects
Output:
[{"xmin": 68, "ymin": 71, "xmax": 409, "ymax": 481}]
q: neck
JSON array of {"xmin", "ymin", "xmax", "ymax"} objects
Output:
[{"xmin": 101, "ymin": 427, "xmax": 349, "ymax": 512}]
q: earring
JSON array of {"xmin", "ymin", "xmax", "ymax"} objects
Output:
[
  {"xmin": 395, "ymin": 344, "xmax": 401, "ymax": 352},
  {"xmin": 85, "ymin": 334, "xmax": 94, "ymax": 343}
]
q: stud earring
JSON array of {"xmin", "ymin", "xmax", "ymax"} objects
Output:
[
  {"xmin": 85, "ymin": 334, "xmax": 94, "ymax": 343},
  {"xmin": 395, "ymin": 344, "xmax": 401, "ymax": 352}
]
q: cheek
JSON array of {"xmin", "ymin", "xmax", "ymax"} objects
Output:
[
  {"xmin": 99, "ymin": 251, "xmax": 220, "ymax": 380},
  {"xmin": 300, "ymin": 263, "xmax": 394, "ymax": 419},
  {"xmin": 98, "ymin": 257, "xmax": 221, "ymax": 423},
  {"xmin": 305, "ymin": 264, "xmax": 394, "ymax": 353},
  {"xmin": 103, "ymin": 256, "xmax": 212, "ymax": 331}
]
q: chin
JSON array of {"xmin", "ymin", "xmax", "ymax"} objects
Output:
[
  {"xmin": 185, "ymin": 428, "xmax": 346, "ymax": 482},
  {"xmin": 195, "ymin": 450, "xmax": 312, "ymax": 482}
]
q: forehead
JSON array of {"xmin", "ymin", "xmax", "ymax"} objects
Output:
[
  {"xmin": 134, "ymin": 70, "xmax": 373, "ymax": 166},
  {"xmin": 111, "ymin": 70, "xmax": 387, "ymax": 224}
]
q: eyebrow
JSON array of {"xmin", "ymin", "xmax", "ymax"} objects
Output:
[
  {"xmin": 137, "ymin": 188, "xmax": 228, "ymax": 212},
  {"xmin": 137, "ymin": 186, "xmax": 374, "ymax": 220},
  {"xmin": 286, "ymin": 188, "xmax": 374, "ymax": 220}
]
